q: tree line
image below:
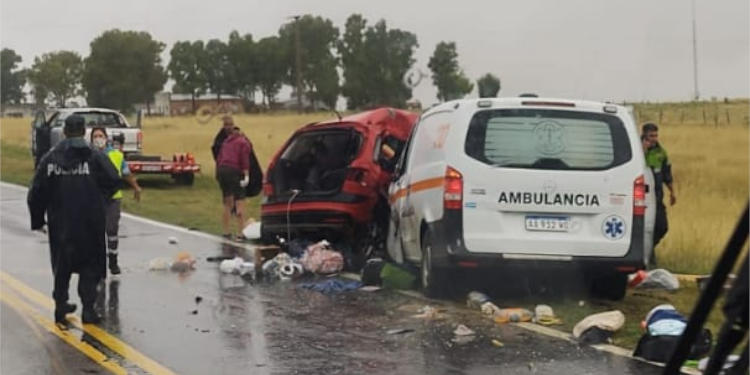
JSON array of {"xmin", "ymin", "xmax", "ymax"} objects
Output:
[{"xmin": 1, "ymin": 14, "xmax": 501, "ymax": 113}]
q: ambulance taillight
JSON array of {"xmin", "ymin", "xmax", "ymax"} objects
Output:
[
  {"xmin": 633, "ymin": 175, "xmax": 646, "ymax": 216},
  {"xmin": 444, "ymin": 166, "xmax": 463, "ymax": 210}
]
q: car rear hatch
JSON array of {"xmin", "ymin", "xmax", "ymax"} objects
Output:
[
  {"xmin": 460, "ymin": 106, "xmax": 640, "ymax": 258},
  {"xmin": 266, "ymin": 126, "xmax": 364, "ymax": 201}
]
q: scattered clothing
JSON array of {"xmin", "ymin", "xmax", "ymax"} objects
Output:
[
  {"xmin": 636, "ymin": 269, "xmax": 680, "ymax": 291},
  {"xmin": 573, "ymin": 310, "xmax": 625, "ymax": 339},
  {"xmin": 633, "ymin": 305, "xmax": 712, "ymax": 363},
  {"xmin": 299, "ymin": 279, "xmax": 362, "ymax": 295},
  {"xmin": 300, "ymin": 241, "xmax": 344, "ymax": 275},
  {"xmin": 579, "ymin": 326, "xmax": 614, "ymax": 345}
]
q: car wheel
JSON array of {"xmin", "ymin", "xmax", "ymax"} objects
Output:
[
  {"xmin": 421, "ymin": 230, "xmax": 447, "ymax": 298},
  {"xmin": 590, "ymin": 273, "xmax": 628, "ymax": 301}
]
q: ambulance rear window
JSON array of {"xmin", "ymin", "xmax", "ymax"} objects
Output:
[{"xmin": 464, "ymin": 109, "xmax": 632, "ymax": 170}]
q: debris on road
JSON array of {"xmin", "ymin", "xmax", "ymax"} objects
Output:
[
  {"xmin": 493, "ymin": 308, "xmax": 533, "ymax": 324},
  {"xmin": 170, "ymin": 251, "xmax": 196, "ymax": 272},
  {"xmin": 300, "ymin": 240, "xmax": 344, "ymax": 275},
  {"xmin": 491, "ymin": 339, "xmax": 504, "ymax": 347},
  {"xmin": 148, "ymin": 257, "xmax": 172, "ymax": 271},
  {"xmin": 359, "ymin": 286, "xmax": 382, "ymax": 292},
  {"xmin": 195, "ymin": 296, "xmax": 203, "ymax": 304},
  {"xmin": 386, "ymin": 328, "xmax": 414, "ymax": 335},
  {"xmin": 480, "ymin": 302, "xmax": 502, "ymax": 318},
  {"xmin": 452, "ymin": 324, "xmax": 477, "ymax": 345},
  {"xmin": 263, "ymin": 253, "xmax": 302, "ymax": 280},
  {"xmin": 573, "ymin": 310, "xmax": 625, "ymax": 343},
  {"xmin": 299, "ymin": 278, "xmax": 363, "ymax": 295},
  {"xmin": 412, "ymin": 305, "xmax": 444, "ymax": 320},
  {"xmin": 534, "ymin": 305, "xmax": 562, "ymax": 326},
  {"xmin": 635, "ymin": 269, "xmax": 680, "ymax": 291},
  {"xmin": 206, "ymin": 255, "xmax": 234, "ymax": 262},
  {"xmin": 168, "ymin": 236, "xmax": 179, "ymax": 244},
  {"xmin": 467, "ymin": 291, "xmax": 490, "ymax": 309},
  {"xmin": 453, "ymin": 324, "xmax": 475, "ymax": 336},
  {"xmin": 242, "ymin": 219, "xmax": 261, "ymax": 240}
]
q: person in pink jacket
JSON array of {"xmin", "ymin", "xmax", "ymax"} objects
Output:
[{"xmin": 216, "ymin": 126, "xmax": 252, "ymax": 241}]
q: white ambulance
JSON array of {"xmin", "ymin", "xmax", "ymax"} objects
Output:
[{"xmin": 387, "ymin": 97, "xmax": 655, "ymax": 299}]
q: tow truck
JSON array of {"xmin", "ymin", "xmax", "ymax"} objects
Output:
[{"xmin": 31, "ymin": 107, "xmax": 200, "ymax": 185}]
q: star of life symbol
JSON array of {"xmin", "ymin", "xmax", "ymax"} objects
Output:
[{"xmin": 602, "ymin": 215, "xmax": 626, "ymax": 240}]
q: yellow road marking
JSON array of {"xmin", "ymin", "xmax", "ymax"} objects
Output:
[
  {"xmin": 0, "ymin": 287, "xmax": 127, "ymax": 375},
  {"xmin": 0, "ymin": 271, "xmax": 177, "ymax": 375}
]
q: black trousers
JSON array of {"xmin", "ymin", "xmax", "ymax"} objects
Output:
[
  {"xmin": 52, "ymin": 267, "xmax": 100, "ymax": 310},
  {"xmin": 654, "ymin": 201, "xmax": 669, "ymax": 246},
  {"xmin": 650, "ymin": 201, "xmax": 669, "ymax": 265}
]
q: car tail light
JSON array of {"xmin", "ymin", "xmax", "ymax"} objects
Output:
[
  {"xmin": 633, "ymin": 175, "xmax": 646, "ymax": 216},
  {"xmin": 136, "ymin": 131, "xmax": 143, "ymax": 150},
  {"xmin": 443, "ymin": 166, "xmax": 463, "ymax": 210},
  {"xmin": 186, "ymin": 153, "xmax": 195, "ymax": 163}
]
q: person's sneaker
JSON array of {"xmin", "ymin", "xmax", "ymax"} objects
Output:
[
  {"xmin": 82, "ymin": 308, "xmax": 103, "ymax": 324},
  {"xmin": 108, "ymin": 254, "xmax": 121, "ymax": 275},
  {"xmin": 54, "ymin": 302, "xmax": 77, "ymax": 323}
]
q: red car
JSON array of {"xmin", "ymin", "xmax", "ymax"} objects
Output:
[{"xmin": 261, "ymin": 108, "xmax": 418, "ymax": 251}]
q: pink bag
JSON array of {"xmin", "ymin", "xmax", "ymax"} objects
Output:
[{"xmin": 301, "ymin": 241, "xmax": 344, "ymax": 274}]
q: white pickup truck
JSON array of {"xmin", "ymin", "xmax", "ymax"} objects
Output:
[{"xmin": 31, "ymin": 107, "xmax": 199, "ymax": 185}]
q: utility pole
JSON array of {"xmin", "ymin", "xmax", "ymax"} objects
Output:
[
  {"xmin": 293, "ymin": 15, "xmax": 303, "ymax": 113},
  {"xmin": 691, "ymin": 0, "xmax": 700, "ymax": 101}
]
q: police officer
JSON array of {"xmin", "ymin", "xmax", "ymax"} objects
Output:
[
  {"xmin": 28, "ymin": 115, "xmax": 120, "ymax": 324},
  {"xmin": 642, "ymin": 123, "xmax": 676, "ymax": 264}
]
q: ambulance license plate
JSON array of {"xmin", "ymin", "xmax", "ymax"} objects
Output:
[{"xmin": 525, "ymin": 216, "xmax": 570, "ymax": 232}]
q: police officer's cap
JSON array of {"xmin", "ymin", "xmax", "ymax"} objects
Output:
[{"xmin": 64, "ymin": 115, "xmax": 86, "ymax": 136}]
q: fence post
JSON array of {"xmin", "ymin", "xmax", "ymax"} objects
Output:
[{"xmin": 726, "ymin": 110, "xmax": 731, "ymax": 125}]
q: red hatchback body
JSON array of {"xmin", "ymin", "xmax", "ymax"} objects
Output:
[{"xmin": 261, "ymin": 108, "xmax": 418, "ymax": 244}]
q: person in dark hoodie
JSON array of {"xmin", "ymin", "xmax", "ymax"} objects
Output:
[
  {"xmin": 28, "ymin": 114, "xmax": 120, "ymax": 325},
  {"xmin": 216, "ymin": 125, "xmax": 251, "ymax": 240}
]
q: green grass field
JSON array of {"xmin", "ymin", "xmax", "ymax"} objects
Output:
[{"xmin": 1, "ymin": 101, "xmax": 747, "ymax": 350}]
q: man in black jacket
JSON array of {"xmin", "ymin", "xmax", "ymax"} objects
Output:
[{"xmin": 28, "ymin": 115, "xmax": 120, "ymax": 325}]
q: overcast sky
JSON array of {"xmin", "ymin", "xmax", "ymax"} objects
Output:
[{"xmin": 2, "ymin": 0, "xmax": 748, "ymax": 106}]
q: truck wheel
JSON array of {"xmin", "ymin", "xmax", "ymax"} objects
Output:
[
  {"xmin": 176, "ymin": 173, "xmax": 194, "ymax": 186},
  {"xmin": 421, "ymin": 230, "xmax": 447, "ymax": 298},
  {"xmin": 590, "ymin": 273, "xmax": 628, "ymax": 300}
]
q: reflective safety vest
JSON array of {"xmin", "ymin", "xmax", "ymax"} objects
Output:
[{"xmin": 107, "ymin": 148, "xmax": 124, "ymax": 200}]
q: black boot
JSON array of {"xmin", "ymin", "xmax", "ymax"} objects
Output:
[
  {"xmin": 108, "ymin": 253, "xmax": 121, "ymax": 275},
  {"xmin": 82, "ymin": 307, "xmax": 103, "ymax": 324},
  {"xmin": 54, "ymin": 302, "xmax": 77, "ymax": 323}
]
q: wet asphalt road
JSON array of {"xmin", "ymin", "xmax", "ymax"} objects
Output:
[{"xmin": 0, "ymin": 183, "xmax": 666, "ymax": 375}]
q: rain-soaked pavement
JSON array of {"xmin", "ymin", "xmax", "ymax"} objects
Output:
[{"xmin": 0, "ymin": 183, "xmax": 667, "ymax": 374}]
